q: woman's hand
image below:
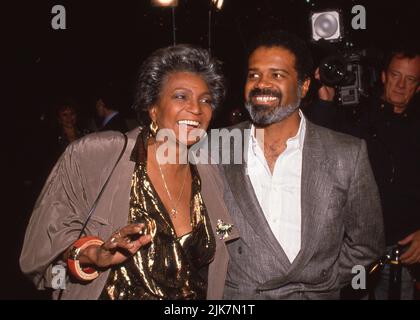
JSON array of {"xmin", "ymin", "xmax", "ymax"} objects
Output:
[{"xmin": 78, "ymin": 223, "xmax": 152, "ymax": 269}]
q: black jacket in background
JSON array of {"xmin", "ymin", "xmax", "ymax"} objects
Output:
[{"xmin": 100, "ymin": 112, "xmax": 128, "ymax": 133}]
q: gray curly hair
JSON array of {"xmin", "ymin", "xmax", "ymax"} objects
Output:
[{"xmin": 133, "ymin": 44, "xmax": 225, "ymax": 123}]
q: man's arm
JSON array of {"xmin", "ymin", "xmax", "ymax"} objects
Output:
[
  {"xmin": 303, "ymin": 67, "xmax": 338, "ymax": 129},
  {"xmin": 338, "ymin": 139, "xmax": 386, "ymax": 286}
]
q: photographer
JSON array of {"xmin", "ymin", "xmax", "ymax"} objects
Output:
[
  {"xmin": 302, "ymin": 67, "xmax": 337, "ymax": 128},
  {"xmin": 308, "ymin": 49, "xmax": 420, "ymax": 299}
]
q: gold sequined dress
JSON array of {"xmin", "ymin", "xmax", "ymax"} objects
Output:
[{"xmin": 100, "ymin": 130, "xmax": 216, "ymax": 300}]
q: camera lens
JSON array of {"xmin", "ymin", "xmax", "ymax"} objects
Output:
[{"xmin": 319, "ymin": 55, "xmax": 347, "ymax": 86}]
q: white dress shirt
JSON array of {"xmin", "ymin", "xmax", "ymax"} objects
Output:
[{"xmin": 246, "ymin": 111, "xmax": 306, "ymax": 263}]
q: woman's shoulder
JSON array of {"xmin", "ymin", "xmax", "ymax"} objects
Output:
[
  {"xmin": 66, "ymin": 128, "xmax": 140, "ymax": 161},
  {"xmin": 79, "ymin": 130, "xmax": 126, "ymax": 143},
  {"xmin": 70, "ymin": 131, "xmax": 123, "ymax": 152}
]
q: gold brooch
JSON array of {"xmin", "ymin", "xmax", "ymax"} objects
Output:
[{"xmin": 216, "ymin": 219, "xmax": 234, "ymax": 240}]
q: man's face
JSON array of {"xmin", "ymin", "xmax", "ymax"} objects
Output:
[
  {"xmin": 382, "ymin": 55, "xmax": 420, "ymax": 112},
  {"xmin": 244, "ymin": 46, "xmax": 310, "ymax": 125}
]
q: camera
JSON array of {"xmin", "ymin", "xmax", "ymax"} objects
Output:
[{"xmin": 319, "ymin": 50, "xmax": 367, "ymax": 106}]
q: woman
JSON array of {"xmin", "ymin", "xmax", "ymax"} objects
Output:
[
  {"xmin": 56, "ymin": 103, "xmax": 89, "ymax": 145},
  {"xmin": 20, "ymin": 44, "xmax": 234, "ymax": 299},
  {"xmin": 51, "ymin": 102, "xmax": 90, "ymax": 161}
]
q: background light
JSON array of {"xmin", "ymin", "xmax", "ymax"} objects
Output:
[
  {"xmin": 311, "ymin": 10, "xmax": 342, "ymax": 41},
  {"xmin": 151, "ymin": 0, "xmax": 179, "ymax": 8},
  {"xmin": 212, "ymin": 0, "xmax": 224, "ymax": 11}
]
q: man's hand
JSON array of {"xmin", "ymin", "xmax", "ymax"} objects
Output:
[
  {"xmin": 399, "ymin": 230, "xmax": 420, "ymax": 264},
  {"xmin": 315, "ymin": 67, "xmax": 336, "ymax": 102}
]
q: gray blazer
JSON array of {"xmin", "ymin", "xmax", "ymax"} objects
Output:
[{"xmin": 209, "ymin": 120, "xmax": 385, "ymax": 299}]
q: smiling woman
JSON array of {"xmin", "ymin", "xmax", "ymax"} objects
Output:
[
  {"xmin": 20, "ymin": 44, "xmax": 228, "ymax": 300},
  {"xmin": 149, "ymin": 71, "xmax": 214, "ymax": 146}
]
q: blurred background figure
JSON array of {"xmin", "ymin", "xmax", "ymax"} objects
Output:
[
  {"xmin": 95, "ymin": 86, "xmax": 129, "ymax": 133},
  {"xmin": 55, "ymin": 103, "xmax": 90, "ymax": 152}
]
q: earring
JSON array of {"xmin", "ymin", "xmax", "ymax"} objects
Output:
[{"xmin": 150, "ymin": 121, "xmax": 159, "ymax": 136}]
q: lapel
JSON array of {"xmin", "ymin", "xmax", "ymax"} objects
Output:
[
  {"xmin": 222, "ymin": 122, "xmax": 292, "ymax": 272},
  {"xmin": 196, "ymin": 163, "xmax": 239, "ymax": 300},
  {"xmin": 287, "ymin": 121, "xmax": 335, "ymax": 275},
  {"xmin": 196, "ymin": 164, "xmax": 240, "ymax": 244},
  {"xmin": 257, "ymin": 120, "xmax": 336, "ymax": 290}
]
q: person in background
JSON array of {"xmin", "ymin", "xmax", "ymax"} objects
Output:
[
  {"xmin": 365, "ymin": 50, "xmax": 420, "ymax": 300},
  {"xmin": 309, "ymin": 48, "xmax": 420, "ymax": 299},
  {"xmin": 95, "ymin": 89, "xmax": 129, "ymax": 133},
  {"xmin": 55, "ymin": 103, "xmax": 90, "ymax": 152}
]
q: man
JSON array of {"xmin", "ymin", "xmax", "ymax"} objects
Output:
[
  {"xmin": 95, "ymin": 92, "xmax": 128, "ymax": 133},
  {"xmin": 212, "ymin": 30, "xmax": 384, "ymax": 299},
  {"xmin": 382, "ymin": 51, "xmax": 420, "ymax": 114},
  {"xmin": 363, "ymin": 51, "xmax": 420, "ymax": 299},
  {"xmin": 309, "ymin": 49, "xmax": 420, "ymax": 299}
]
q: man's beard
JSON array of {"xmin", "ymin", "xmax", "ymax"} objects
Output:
[{"xmin": 245, "ymin": 86, "xmax": 302, "ymax": 126}]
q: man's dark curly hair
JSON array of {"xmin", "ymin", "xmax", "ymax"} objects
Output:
[
  {"xmin": 133, "ymin": 44, "xmax": 225, "ymax": 123},
  {"xmin": 247, "ymin": 29, "xmax": 313, "ymax": 82}
]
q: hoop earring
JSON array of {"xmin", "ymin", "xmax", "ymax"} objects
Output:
[{"xmin": 150, "ymin": 121, "xmax": 159, "ymax": 136}]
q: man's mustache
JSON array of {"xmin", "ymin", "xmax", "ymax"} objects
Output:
[{"xmin": 248, "ymin": 87, "xmax": 282, "ymax": 101}]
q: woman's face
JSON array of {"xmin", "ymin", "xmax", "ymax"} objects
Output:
[
  {"xmin": 58, "ymin": 106, "xmax": 77, "ymax": 129},
  {"xmin": 149, "ymin": 71, "xmax": 213, "ymax": 146}
]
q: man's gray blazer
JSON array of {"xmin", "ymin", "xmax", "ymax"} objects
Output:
[{"xmin": 211, "ymin": 119, "xmax": 385, "ymax": 299}]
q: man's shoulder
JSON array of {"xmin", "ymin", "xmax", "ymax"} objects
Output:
[
  {"xmin": 103, "ymin": 113, "xmax": 129, "ymax": 132},
  {"xmin": 109, "ymin": 112, "xmax": 126, "ymax": 123},
  {"xmin": 307, "ymin": 121, "xmax": 363, "ymax": 152},
  {"xmin": 306, "ymin": 122, "xmax": 369, "ymax": 178}
]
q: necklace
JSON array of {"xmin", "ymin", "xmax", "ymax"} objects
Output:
[{"xmin": 154, "ymin": 142, "xmax": 188, "ymax": 217}]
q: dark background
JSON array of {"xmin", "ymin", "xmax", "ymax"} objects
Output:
[{"xmin": 3, "ymin": 0, "xmax": 419, "ymax": 299}]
